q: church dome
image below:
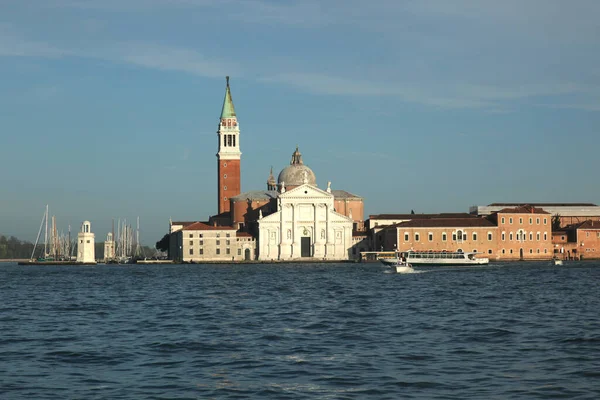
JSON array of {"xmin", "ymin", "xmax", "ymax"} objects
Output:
[{"xmin": 277, "ymin": 146, "xmax": 317, "ymax": 187}]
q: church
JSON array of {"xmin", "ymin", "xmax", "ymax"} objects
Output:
[{"xmin": 170, "ymin": 77, "xmax": 367, "ymax": 262}]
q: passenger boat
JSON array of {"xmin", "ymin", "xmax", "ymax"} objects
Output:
[
  {"xmin": 553, "ymin": 258, "xmax": 563, "ymax": 266},
  {"xmin": 395, "ymin": 251, "xmax": 489, "ymax": 266}
]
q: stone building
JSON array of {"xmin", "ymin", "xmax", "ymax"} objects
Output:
[
  {"xmin": 471, "ymin": 203, "xmax": 600, "ymax": 228},
  {"xmin": 382, "ymin": 217, "xmax": 497, "ymax": 257},
  {"xmin": 486, "ymin": 205, "xmax": 553, "ymax": 260},
  {"xmin": 377, "ymin": 205, "xmax": 554, "ymax": 261},
  {"xmin": 169, "ymin": 221, "xmax": 255, "ymax": 262},
  {"xmin": 553, "ymin": 220, "xmax": 600, "ymax": 260}
]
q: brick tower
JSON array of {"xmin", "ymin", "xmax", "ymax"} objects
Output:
[{"xmin": 216, "ymin": 76, "xmax": 241, "ymax": 214}]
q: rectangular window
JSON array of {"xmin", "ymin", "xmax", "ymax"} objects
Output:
[
  {"xmin": 86, "ymin": 240, "xmax": 90, "ymax": 243},
  {"xmin": 226, "ymin": 248, "xmax": 230, "ymax": 255},
  {"xmin": 189, "ymin": 234, "xmax": 193, "ymax": 238},
  {"xmin": 200, "ymin": 234, "xmax": 203, "ymax": 238},
  {"xmin": 442, "ymin": 233, "xmax": 447, "ymax": 242},
  {"xmin": 238, "ymin": 248, "xmax": 242, "ymax": 255},
  {"xmin": 452, "ymin": 233, "xmax": 457, "ymax": 241},
  {"xmin": 472, "ymin": 233, "xmax": 477, "ymax": 241},
  {"xmin": 415, "ymin": 233, "xmax": 420, "ymax": 242},
  {"xmin": 226, "ymin": 240, "xmax": 230, "ymax": 245},
  {"xmin": 216, "ymin": 249, "xmax": 220, "ymax": 255},
  {"xmin": 216, "ymin": 240, "xmax": 220, "ymax": 245},
  {"xmin": 488, "ymin": 233, "xmax": 493, "ymax": 241},
  {"xmin": 226, "ymin": 233, "xmax": 231, "ymax": 237},
  {"xmin": 227, "ymin": 135, "xmax": 232, "ymax": 146},
  {"xmin": 428, "ymin": 233, "xmax": 433, "ymax": 242},
  {"xmin": 223, "ymin": 135, "xmax": 227, "ymax": 146},
  {"xmin": 189, "ymin": 249, "xmax": 193, "ymax": 255},
  {"xmin": 200, "ymin": 248, "xmax": 203, "ymax": 255},
  {"xmin": 200, "ymin": 240, "xmax": 203, "ymax": 245},
  {"xmin": 216, "ymin": 233, "xmax": 220, "ymax": 238},
  {"xmin": 189, "ymin": 240, "xmax": 193, "ymax": 245},
  {"xmin": 404, "ymin": 233, "xmax": 409, "ymax": 242}
]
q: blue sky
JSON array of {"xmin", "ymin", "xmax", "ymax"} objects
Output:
[{"xmin": 1, "ymin": 0, "xmax": 599, "ymax": 244}]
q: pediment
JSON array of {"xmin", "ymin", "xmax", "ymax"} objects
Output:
[{"xmin": 280, "ymin": 184, "xmax": 333, "ymax": 199}]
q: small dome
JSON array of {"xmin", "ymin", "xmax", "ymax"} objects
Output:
[{"xmin": 277, "ymin": 146, "xmax": 317, "ymax": 187}]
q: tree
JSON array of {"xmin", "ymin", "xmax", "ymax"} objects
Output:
[
  {"xmin": 156, "ymin": 234, "xmax": 170, "ymax": 252},
  {"xmin": 411, "ymin": 210, "xmax": 415, "ymax": 215},
  {"xmin": 551, "ymin": 214, "xmax": 562, "ymax": 231}
]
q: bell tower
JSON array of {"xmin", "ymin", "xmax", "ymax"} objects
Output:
[{"xmin": 216, "ymin": 76, "xmax": 241, "ymax": 214}]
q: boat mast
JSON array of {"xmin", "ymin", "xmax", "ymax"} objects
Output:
[
  {"xmin": 44, "ymin": 204, "xmax": 49, "ymax": 258},
  {"xmin": 31, "ymin": 206, "xmax": 47, "ymax": 260}
]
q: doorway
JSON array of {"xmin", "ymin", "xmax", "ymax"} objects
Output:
[
  {"xmin": 519, "ymin": 248, "xmax": 524, "ymax": 260},
  {"xmin": 301, "ymin": 237, "xmax": 311, "ymax": 257},
  {"xmin": 244, "ymin": 248, "xmax": 251, "ymax": 261}
]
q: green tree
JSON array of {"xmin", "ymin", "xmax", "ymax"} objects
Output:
[
  {"xmin": 156, "ymin": 234, "xmax": 170, "ymax": 252},
  {"xmin": 551, "ymin": 214, "xmax": 562, "ymax": 231}
]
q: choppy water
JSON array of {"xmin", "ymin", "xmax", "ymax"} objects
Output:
[{"xmin": 1, "ymin": 261, "xmax": 600, "ymax": 399}]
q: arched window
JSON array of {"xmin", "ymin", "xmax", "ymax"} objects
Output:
[{"xmin": 457, "ymin": 230, "xmax": 463, "ymax": 241}]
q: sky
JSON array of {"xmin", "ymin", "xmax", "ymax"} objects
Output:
[{"xmin": 1, "ymin": 0, "xmax": 599, "ymax": 245}]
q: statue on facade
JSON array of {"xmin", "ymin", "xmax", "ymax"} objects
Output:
[{"xmin": 327, "ymin": 181, "xmax": 331, "ymax": 193}]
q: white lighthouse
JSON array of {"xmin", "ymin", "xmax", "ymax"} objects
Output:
[{"xmin": 77, "ymin": 221, "xmax": 96, "ymax": 263}]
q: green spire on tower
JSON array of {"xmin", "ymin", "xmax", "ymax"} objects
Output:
[{"xmin": 220, "ymin": 76, "xmax": 236, "ymax": 118}]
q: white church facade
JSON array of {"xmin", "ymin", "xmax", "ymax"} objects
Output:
[{"xmin": 257, "ymin": 183, "xmax": 354, "ymax": 261}]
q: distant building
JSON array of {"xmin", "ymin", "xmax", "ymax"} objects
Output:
[
  {"xmin": 487, "ymin": 205, "xmax": 553, "ymax": 260},
  {"xmin": 553, "ymin": 220, "xmax": 600, "ymax": 260},
  {"xmin": 377, "ymin": 205, "xmax": 553, "ymax": 261},
  {"xmin": 169, "ymin": 222, "xmax": 255, "ymax": 262},
  {"xmin": 471, "ymin": 203, "xmax": 600, "ymax": 228},
  {"xmin": 77, "ymin": 221, "xmax": 95, "ymax": 263}
]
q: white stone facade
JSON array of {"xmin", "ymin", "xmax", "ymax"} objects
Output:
[
  {"xmin": 258, "ymin": 184, "xmax": 353, "ymax": 261},
  {"xmin": 77, "ymin": 221, "xmax": 95, "ymax": 263}
]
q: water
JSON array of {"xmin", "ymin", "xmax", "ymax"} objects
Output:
[{"xmin": 1, "ymin": 261, "xmax": 600, "ymax": 399}]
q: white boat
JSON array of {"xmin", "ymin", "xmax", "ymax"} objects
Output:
[
  {"xmin": 379, "ymin": 257, "xmax": 415, "ymax": 273},
  {"xmin": 397, "ymin": 251, "xmax": 489, "ymax": 266},
  {"xmin": 553, "ymin": 258, "xmax": 563, "ymax": 266}
]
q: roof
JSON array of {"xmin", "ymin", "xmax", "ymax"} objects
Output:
[
  {"xmin": 184, "ymin": 222, "xmax": 237, "ymax": 231},
  {"xmin": 576, "ymin": 220, "xmax": 600, "ymax": 230},
  {"xmin": 393, "ymin": 218, "xmax": 496, "ymax": 228},
  {"xmin": 230, "ymin": 190, "xmax": 279, "ymax": 202},
  {"xmin": 236, "ymin": 232, "xmax": 254, "ymax": 237},
  {"xmin": 369, "ymin": 213, "xmax": 475, "ymax": 220},
  {"xmin": 489, "ymin": 203, "xmax": 597, "ymax": 207},
  {"xmin": 332, "ymin": 190, "xmax": 362, "ymax": 200},
  {"xmin": 220, "ymin": 76, "xmax": 236, "ymax": 118},
  {"xmin": 496, "ymin": 205, "xmax": 550, "ymax": 215},
  {"xmin": 171, "ymin": 221, "xmax": 198, "ymax": 227}
]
